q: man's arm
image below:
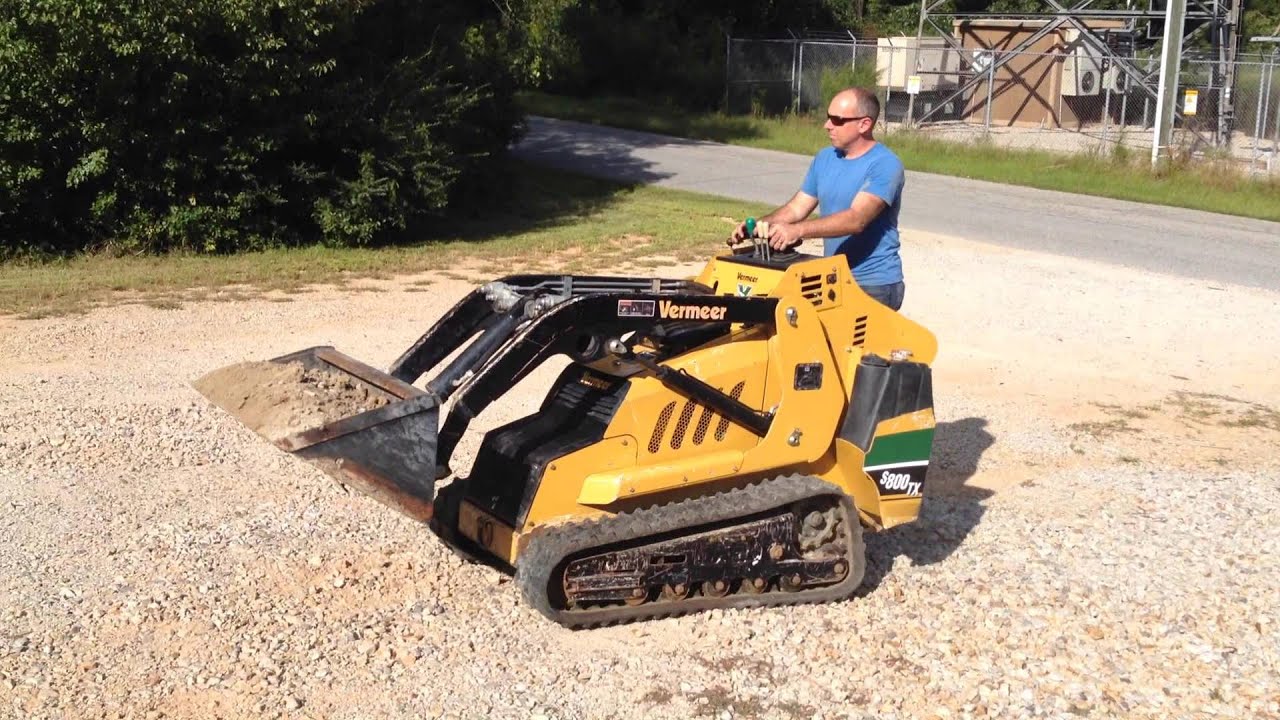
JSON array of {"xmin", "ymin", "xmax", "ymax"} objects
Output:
[
  {"xmin": 767, "ymin": 154, "xmax": 903, "ymax": 250},
  {"xmin": 778, "ymin": 192, "xmax": 886, "ymax": 247},
  {"xmin": 731, "ymin": 192, "xmax": 818, "ymax": 242},
  {"xmin": 761, "ymin": 191, "xmax": 819, "ymax": 225},
  {"xmin": 764, "ymin": 192, "xmax": 887, "ymax": 250}
]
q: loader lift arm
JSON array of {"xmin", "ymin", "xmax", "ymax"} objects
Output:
[
  {"xmin": 433, "ymin": 292, "xmax": 780, "ymax": 477},
  {"xmin": 388, "ymin": 275, "xmax": 713, "ymax": 385}
]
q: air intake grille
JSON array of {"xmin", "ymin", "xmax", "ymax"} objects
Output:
[
  {"xmin": 670, "ymin": 400, "xmax": 698, "ymax": 450},
  {"xmin": 648, "ymin": 401, "xmax": 677, "ymax": 454},
  {"xmin": 714, "ymin": 382, "xmax": 747, "ymax": 441},
  {"xmin": 646, "ymin": 382, "xmax": 750, "ymax": 453},
  {"xmin": 800, "ymin": 274, "xmax": 823, "ymax": 306},
  {"xmin": 852, "ymin": 315, "xmax": 869, "ymax": 346},
  {"xmin": 691, "ymin": 403, "xmax": 716, "ymax": 445}
]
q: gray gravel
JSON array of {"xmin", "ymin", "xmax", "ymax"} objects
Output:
[{"xmin": 1, "ymin": 235, "xmax": 1278, "ymax": 720}]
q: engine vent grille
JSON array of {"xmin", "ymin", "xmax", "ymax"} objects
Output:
[
  {"xmin": 648, "ymin": 401, "xmax": 677, "ymax": 454},
  {"xmin": 800, "ymin": 274, "xmax": 824, "ymax": 306},
  {"xmin": 670, "ymin": 400, "xmax": 698, "ymax": 450},
  {"xmin": 646, "ymin": 382, "xmax": 749, "ymax": 453},
  {"xmin": 714, "ymin": 382, "xmax": 747, "ymax": 441},
  {"xmin": 691, "ymin": 403, "xmax": 716, "ymax": 445},
  {"xmin": 852, "ymin": 315, "xmax": 869, "ymax": 346}
]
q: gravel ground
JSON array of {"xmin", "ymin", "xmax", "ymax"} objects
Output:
[{"xmin": 1, "ymin": 232, "xmax": 1278, "ymax": 720}]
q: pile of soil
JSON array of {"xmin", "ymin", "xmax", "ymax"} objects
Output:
[{"xmin": 193, "ymin": 361, "xmax": 392, "ymax": 441}]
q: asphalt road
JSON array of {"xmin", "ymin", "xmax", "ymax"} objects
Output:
[{"xmin": 513, "ymin": 116, "xmax": 1280, "ymax": 291}]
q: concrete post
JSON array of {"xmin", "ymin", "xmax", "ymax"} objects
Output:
[
  {"xmin": 723, "ymin": 33, "xmax": 731, "ymax": 113},
  {"xmin": 797, "ymin": 42, "xmax": 805, "ymax": 113},
  {"xmin": 1151, "ymin": 0, "xmax": 1187, "ymax": 167},
  {"xmin": 1103, "ymin": 80, "xmax": 1113, "ymax": 146},
  {"xmin": 1272, "ymin": 54, "xmax": 1280, "ymax": 144},
  {"xmin": 985, "ymin": 52, "xmax": 996, "ymax": 133}
]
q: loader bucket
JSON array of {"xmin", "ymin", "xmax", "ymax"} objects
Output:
[{"xmin": 194, "ymin": 346, "xmax": 441, "ymax": 522}]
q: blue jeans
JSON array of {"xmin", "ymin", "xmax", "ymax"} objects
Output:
[{"xmin": 861, "ymin": 281, "xmax": 905, "ymax": 311}]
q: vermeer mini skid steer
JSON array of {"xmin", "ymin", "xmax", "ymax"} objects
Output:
[{"xmin": 196, "ymin": 234, "xmax": 938, "ymax": 627}]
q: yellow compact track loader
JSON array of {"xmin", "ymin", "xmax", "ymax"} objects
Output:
[{"xmin": 196, "ymin": 236, "xmax": 938, "ymax": 627}]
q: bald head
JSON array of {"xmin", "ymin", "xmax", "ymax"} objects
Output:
[
  {"xmin": 823, "ymin": 86, "xmax": 881, "ymax": 153},
  {"xmin": 831, "ymin": 87, "xmax": 880, "ymax": 124}
]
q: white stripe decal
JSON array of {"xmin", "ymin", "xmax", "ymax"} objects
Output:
[{"xmin": 864, "ymin": 460, "xmax": 930, "ymax": 472}]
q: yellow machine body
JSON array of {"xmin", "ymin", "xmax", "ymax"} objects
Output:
[
  {"xmin": 199, "ymin": 246, "xmax": 940, "ymax": 627},
  {"xmin": 457, "ymin": 252, "xmax": 937, "ymax": 566}
]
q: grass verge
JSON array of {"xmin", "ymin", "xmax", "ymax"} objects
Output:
[
  {"xmin": 0, "ymin": 161, "xmax": 769, "ymax": 319},
  {"xmin": 519, "ymin": 91, "xmax": 1280, "ymax": 224}
]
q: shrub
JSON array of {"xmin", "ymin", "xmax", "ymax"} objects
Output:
[
  {"xmin": 543, "ymin": 5, "xmax": 731, "ymax": 111},
  {"xmin": 0, "ymin": 0, "xmax": 523, "ymax": 256}
]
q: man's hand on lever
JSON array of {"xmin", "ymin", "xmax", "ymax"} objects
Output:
[{"xmin": 763, "ymin": 222, "xmax": 803, "ymax": 251}]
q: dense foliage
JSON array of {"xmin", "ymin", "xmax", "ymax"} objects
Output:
[
  {"xmin": 4, "ymin": 0, "xmax": 1274, "ymax": 255},
  {"xmin": 0, "ymin": 0, "xmax": 527, "ymax": 255},
  {"xmin": 536, "ymin": 0, "xmax": 1280, "ymax": 107},
  {"xmin": 537, "ymin": 0, "xmax": 863, "ymax": 108}
]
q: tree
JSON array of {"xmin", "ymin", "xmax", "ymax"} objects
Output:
[{"xmin": 0, "ymin": 0, "xmax": 528, "ymax": 255}]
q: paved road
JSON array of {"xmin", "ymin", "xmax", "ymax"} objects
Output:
[{"xmin": 513, "ymin": 117, "xmax": 1280, "ymax": 291}]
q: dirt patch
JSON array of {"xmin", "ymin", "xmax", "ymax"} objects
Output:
[
  {"xmin": 193, "ymin": 360, "xmax": 392, "ymax": 441},
  {"xmin": 1067, "ymin": 417, "xmax": 1141, "ymax": 439},
  {"xmin": 1167, "ymin": 391, "xmax": 1280, "ymax": 432},
  {"xmin": 1057, "ymin": 389, "xmax": 1280, "ymax": 471}
]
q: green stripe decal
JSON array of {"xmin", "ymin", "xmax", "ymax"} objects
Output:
[{"xmin": 864, "ymin": 428, "xmax": 935, "ymax": 468}]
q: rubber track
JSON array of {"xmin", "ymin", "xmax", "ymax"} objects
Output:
[{"xmin": 515, "ymin": 475, "xmax": 866, "ymax": 628}]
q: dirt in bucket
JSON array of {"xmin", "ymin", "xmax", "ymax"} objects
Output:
[{"xmin": 193, "ymin": 361, "xmax": 393, "ymax": 441}]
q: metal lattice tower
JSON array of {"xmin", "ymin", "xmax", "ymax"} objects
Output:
[{"xmin": 911, "ymin": 0, "xmax": 1242, "ymax": 145}]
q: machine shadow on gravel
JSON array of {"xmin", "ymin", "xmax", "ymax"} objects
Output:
[{"xmin": 857, "ymin": 417, "xmax": 996, "ymax": 595}]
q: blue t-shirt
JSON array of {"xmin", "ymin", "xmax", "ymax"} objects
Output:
[{"xmin": 800, "ymin": 144, "xmax": 905, "ymax": 286}]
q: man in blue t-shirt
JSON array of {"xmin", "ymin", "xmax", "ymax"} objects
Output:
[{"xmin": 731, "ymin": 87, "xmax": 907, "ymax": 310}]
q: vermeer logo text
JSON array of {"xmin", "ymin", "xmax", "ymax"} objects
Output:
[{"xmin": 658, "ymin": 301, "xmax": 727, "ymax": 320}]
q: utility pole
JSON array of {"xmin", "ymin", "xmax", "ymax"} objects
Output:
[
  {"xmin": 1218, "ymin": 0, "xmax": 1242, "ymax": 146},
  {"xmin": 905, "ymin": 0, "xmax": 928, "ymax": 127},
  {"xmin": 1151, "ymin": 0, "xmax": 1187, "ymax": 167}
]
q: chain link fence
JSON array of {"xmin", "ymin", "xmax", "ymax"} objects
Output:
[
  {"xmin": 1228, "ymin": 55, "xmax": 1280, "ymax": 173},
  {"xmin": 727, "ymin": 36, "xmax": 1280, "ymax": 175},
  {"xmin": 725, "ymin": 38, "xmax": 805, "ymax": 116}
]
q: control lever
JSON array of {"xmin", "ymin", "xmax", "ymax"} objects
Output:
[{"xmin": 738, "ymin": 217, "xmax": 771, "ymax": 262}]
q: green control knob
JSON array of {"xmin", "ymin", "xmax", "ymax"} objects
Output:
[{"xmin": 744, "ymin": 217, "xmax": 756, "ymax": 237}]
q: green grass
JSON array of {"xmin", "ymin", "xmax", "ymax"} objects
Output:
[
  {"xmin": 519, "ymin": 91, "xmax": 1280, "ymax": 223},
  {"xmin": 0, "ymin": 161, "xmax": 770, "ymax": 319}
]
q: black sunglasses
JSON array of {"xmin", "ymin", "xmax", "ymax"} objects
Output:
[{"xmin": 827, "ymin": 114, "xmax": 871, "ymax": 126}]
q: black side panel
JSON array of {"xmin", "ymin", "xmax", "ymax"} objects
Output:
[
  {"xmin": 642, "ymin": 321, "xmax": 734, "ymax": 357},
  {"xmin": 465, "ymin": 365, "xmax": 627, "ymax": 527},
  {"xmin": 840, "ymin": 356, "xmax": 934, "ymax": 452}
]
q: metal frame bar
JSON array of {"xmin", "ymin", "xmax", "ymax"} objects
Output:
[
  {"xmin": 942, "ymin": 10, "xmax": 1212, "ymax": 18},
  {"xmin": 915, "ymin": 4, "xmax": 1089, "ymax": 125},
  {"xmin": 913, "ymin": 0, "xmax": 1237, "ymax": 146}
]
